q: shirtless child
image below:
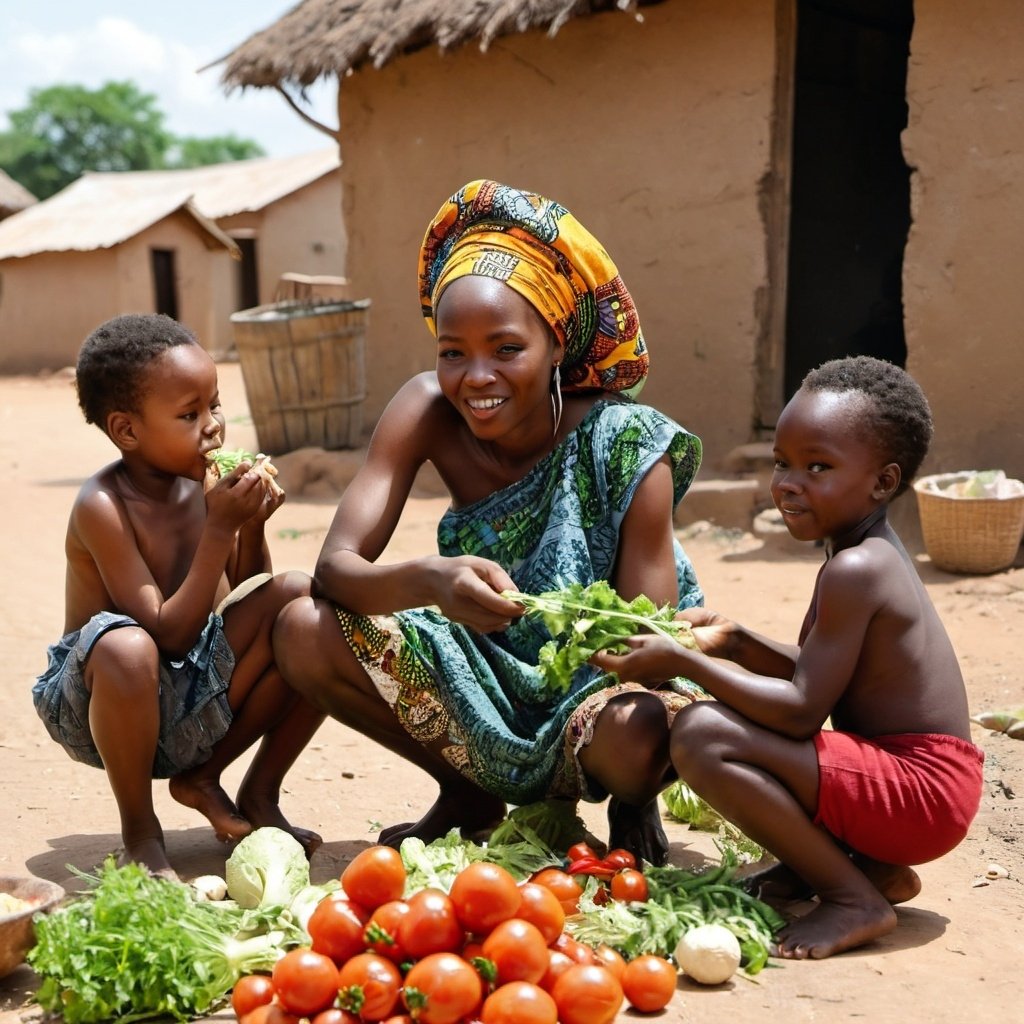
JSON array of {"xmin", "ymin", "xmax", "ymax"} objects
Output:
[
  {"xmin": 593, "ymin": 355, "xmax": 984, "ymax": 959},
  {"xmin": 32, "ymin": 314, "xmax": 324, "ymax": 877}
]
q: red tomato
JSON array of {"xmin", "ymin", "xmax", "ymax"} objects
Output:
[
  {"xmin": 364, "ymin": 900, "xmax": 411, "ymax": 963},
  {"xmin": 480, "ymin": 918, "xmax": 549, "ymax": 986},
  {"xmin": 621, "ymin": 954, "xmax": 678, "ymax": 1012},
  {"xmin": 271, "ymin": 949, "xmax": 341, "ymax": 1017},
  {"xmin": 449, "ymin": 861, "xmax": 522, "ymax": 934},
  {"xmin": 240, "ymin": 1005, "xmax": 300, "ymax": 1024},
  {"xmin": 609, "ymin": 868, "xmax": 649, "ymax": 903},
  {"xmin": 337, "ymin": 952, "xmax": 402, "ymax": 1021},
  {"xmin": 602, "ymin": 848, "xmax": 637, "ymax": 871},
  {"xmin": 480, "ymin": 980, "xmax": 558, "ymax": 1024},
  {"xmin": 550, "ymin": 963, "xmax": 624, "ymax": 1024},
  {"xmin": 592, "ymin": 944, "xmax": 626, "ymax": 981},
  {"xmin": 341, "ymin": 846, "xmax": 407, "ymax": 911},
  {"xmin": 401, "ymin": 952, "xmax": 483, "ymax": 1024},
  {"xmin": 310, "ymin": 1011, "xmax": 361, "ymax": 1024},
  {"xmin": 566, "ymin": 842, "xmax": 597, "ymax": 862},
  {"xmin": 398, "ymin": 888, "xmax": 465, "ymax": 959},
  {"xmin": 539, "ymin": 950, "xmax": 575, "ymax": 992},
  {"xmin": 308, "ymin": 894, "xmax": 371, "ymax": 965},
  {"xmin": 378, "ymin": 1017, "xmax": 414, "ymax": 1024},
  {"xmin": 231, "ymin": 974, "xmax": 275, "ymax": 1019},
  {"xmin": 515, "ymin": 883, "xmax": 565, "ymax": 945},
  {"xmin": 530, "ymin": 868, "xmax": 583, "ymax": 915},
  {"xmin": 550, "ymin": 933, "xmax": 595, "ymax": 965}
]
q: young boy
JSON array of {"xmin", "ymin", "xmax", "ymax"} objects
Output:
[
  {"xmin": 592, "ymin": 356, "xmax": 984, "ymax": 959},
  {"xmin": 32, "ymin": 313, "xmax": 324, "ymax": 877}
]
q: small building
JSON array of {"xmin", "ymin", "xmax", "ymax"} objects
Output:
[
  {"xmin": 0, "ymin": 149, "xmax": 342, "ymax": 372},
  {"xmin": 216, "ymin": 0, "xmax": 1024, "ymax": 487},
  {"xmin": 0, "ymin": 170, "xmax": 36, "ymax": 222}
]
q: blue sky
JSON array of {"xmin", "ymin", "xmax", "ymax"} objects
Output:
[{"xmin": 1, "ymin": 2, "xmax": 338, "ymax": 158}]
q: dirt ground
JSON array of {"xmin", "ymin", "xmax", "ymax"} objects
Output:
[{"xmin": 1, "ymin": 363, "xmax": 1021, "ymax": 1024}]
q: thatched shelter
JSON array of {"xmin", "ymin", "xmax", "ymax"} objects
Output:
[
  {"xmin": 0, "ymin": 169, "xmax": 36, "ymax": 221},
  {"xmin": 216, "ymin": 0, "xmax": 1024, "ymax": 503}
]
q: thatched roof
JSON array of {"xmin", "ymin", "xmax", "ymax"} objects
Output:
[
  {"xmin": 0, "ymin": 169, "xmax": 37, "ymax": 218},
  {"xmin": 216, "ymin": 0, "xmax": 663, "ymax": 90}
]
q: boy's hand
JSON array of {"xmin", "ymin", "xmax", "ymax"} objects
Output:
[
  {"xmin": 204, "ymin": 461, "xmax": 267, "ymax": 532},
  {"xmin": 590, "ymin": 633, "xmax": 692, "ymax": 686},
  {"xmin": 678, "ymin": 607, "xmax": 736, "ymax": 659}
]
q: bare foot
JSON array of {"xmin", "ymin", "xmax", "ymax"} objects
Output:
[
  {"xmin": 378, "ymin": 791, "xmax": 506, "ymax": 849},
  {"xmin": 118, "ymin": 836, "xmax": 178, "ymax": 880},
  {"xmin": 774, "ymin": 894, "xmax": 897, "ymax": 959},
  {"xmin": 853, "ymin": 856, "xmax": 922, "ymax": 905},
  {"xmin": 743, "ymin": 861, "xmax": 814, "ymax": 903},
  {"xmin": 607, "ymin": 798, "xmax": 669, "ymax": 865},
  {"xmin": 168, "ymin": 773, "xmax": 252, "ymax": 843},
  {"xmin": 236, "ymin": 792, "xmax": 324, "ymax": 859}
]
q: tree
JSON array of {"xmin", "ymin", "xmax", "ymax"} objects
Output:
[{"xmin": 0, "ymin": 81, "xmax": 265, "ymax": 200}]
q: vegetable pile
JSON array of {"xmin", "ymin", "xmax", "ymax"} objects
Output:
[{"xmin": 504, "ymin": 581, "xmax": 698, "ymax": 692}]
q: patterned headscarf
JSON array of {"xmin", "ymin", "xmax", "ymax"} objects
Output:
[{"xmin": 418, "ymin": 180, "xmax": 648, "ymax": 397}]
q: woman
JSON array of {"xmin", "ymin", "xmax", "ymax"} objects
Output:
[{"xmin": 275, "ymin": 180, "xmax": 704, "ymax": 863}]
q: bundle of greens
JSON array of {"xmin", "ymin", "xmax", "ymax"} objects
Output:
[
  {"xmin": 206, "ymin": 448, "xmax": 283, "ymax": 497},
  {"xmin": 28, "ymin": 860, "xmax": 306, "ymax": 1024},
  {"xmin": 566, "ymin": 847, "xmax": 785, "ymax": 975},
  {"xmin": 662, "ymin": 780, "xmax": 767, "ymax": 863},
  {"xmin": 504, "ymin": 580, "xmax": 698, "ymax": 692}
]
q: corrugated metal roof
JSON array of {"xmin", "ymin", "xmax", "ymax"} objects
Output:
[{"xmin": 0, "ymin": 148, "xmax": 339, "ymax": 261}]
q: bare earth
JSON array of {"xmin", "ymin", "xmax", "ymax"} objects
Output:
[{"xmin": 1, "ymin": 364, "xmax": 1021, "ymax": 1024}]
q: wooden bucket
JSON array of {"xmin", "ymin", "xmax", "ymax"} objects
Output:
[{"xmin": 230, "ymin": 299, "xmax": 370, "ymax": 453}]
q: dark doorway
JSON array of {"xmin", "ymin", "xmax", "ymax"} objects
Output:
[
  {"xmin": 235, "ymin": 236, "xmax": 259, "ymax": 311},
  {"xmin": 783, "ymin": 0, "xmax": 914, "ymax": 399},
  {"xmin": 150, "ymin": 248, "xmax": 179, "ymax": 320}
]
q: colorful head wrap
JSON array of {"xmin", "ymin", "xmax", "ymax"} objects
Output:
[{"xmin": 418, "ymin": 180, "xmax": 648, "ymax": 398}]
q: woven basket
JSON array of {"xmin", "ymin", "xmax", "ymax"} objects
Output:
[{"xmin": 914, "ymin": 473, "xmax": 1024, "ymax": 574}]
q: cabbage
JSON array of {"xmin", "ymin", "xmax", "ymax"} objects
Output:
[{"xmin": 225, "ymin": 827, "xmax": 310, "ymax": 909}]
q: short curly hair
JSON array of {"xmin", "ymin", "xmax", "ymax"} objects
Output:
[
  {"xmin": 76, "ymin": 314, "xmax": 198, "ymax": 429},
  {"xmin": 801, "ymin": 355, "xmax": 933, "ymax": 496}
]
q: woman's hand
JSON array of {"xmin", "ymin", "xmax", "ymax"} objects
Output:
[
  {"xmin": 430, "ymin": 555, "xmax": 525, "ymax": 633},
  {"xmin": 676, "ymin": 607, "xmax": 736, "ymax": 659},
  {"xmin": 589, "ymin": 633, "xmax": 693, "ymax": 686}
]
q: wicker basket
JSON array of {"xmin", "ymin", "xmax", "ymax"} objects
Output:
[
  {"xmin": 230, "ymin": 298, "xmax": 369, "ymax": 454},
  {"xmin": 914, "ymin": 473, "xmax": 1024, "ymax": 574}
]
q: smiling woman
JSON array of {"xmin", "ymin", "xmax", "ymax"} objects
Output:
[{"xmin": 272, "ymin": 179, "xmax": 706, "ymax": 864}]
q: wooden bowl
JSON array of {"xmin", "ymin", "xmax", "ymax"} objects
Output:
[{"xmin": 0, "ymin": 875, "xmax": 66, "ymax": 977}]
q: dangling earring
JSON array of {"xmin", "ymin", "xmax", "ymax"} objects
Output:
[{"xmin": 551, "ymin": 363, "xmax": 563, "ymax": 439}]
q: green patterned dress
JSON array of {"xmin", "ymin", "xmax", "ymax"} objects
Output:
[{"xmin": 336, "ymin": 399, "xmax": 703, "ymax": 803}]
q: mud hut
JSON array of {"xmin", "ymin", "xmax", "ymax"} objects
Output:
[{"xmin": 216, "ymin": 0, "xmax": 1024, "ymax": 494}]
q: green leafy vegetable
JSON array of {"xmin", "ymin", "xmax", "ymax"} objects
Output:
[
  {"xmin": 225, "ymin": 826, "xmax": 311, "ymax": 910},
  {"xmin": 505, "ymin": 580, "xmax": 697, "ymax": 692},
  {"xmin": 206, "ymin": 448, "xmax": 256, "ymax": 474},
  {"xmin": 488, "ymin": 800, "xmax": 604, "ymax": 856},
  {"xmin": 28, "ymin": 859, "xmax": 302, "ymax": 1024},
  {"xmin": 662, "ymin": 781, "xmax": 767, "ymax": 863}
]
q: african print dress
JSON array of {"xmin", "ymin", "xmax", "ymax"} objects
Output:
[{"xmin": 336, "ymin": 399, "xmax": 704, "ymax": 804}]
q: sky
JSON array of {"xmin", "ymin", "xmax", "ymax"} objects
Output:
[{"xmin": 1, "ymin": 2, "xmax": 338, "ymax": 159}]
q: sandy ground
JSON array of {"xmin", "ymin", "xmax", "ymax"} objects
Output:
[{"xmin": 1, "ymin": 362, "xmax": 1022, "ymax": 1024}]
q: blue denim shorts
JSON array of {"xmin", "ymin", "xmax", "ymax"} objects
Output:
[{"xmin": 32, "ymin": 611, "xmax": 235, "ymax": 779}]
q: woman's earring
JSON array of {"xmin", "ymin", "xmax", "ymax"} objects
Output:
[{"xmin": 551, "ymin": 363, "xmax": 563, "ymax": 439}]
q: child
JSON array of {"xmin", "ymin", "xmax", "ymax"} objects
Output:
[
  {"xmin": 592, "ymin": 355, "xmax": 984, "ymax": 959},
  {"xmin": 32, "ymin": 313, "xmax": 324, "ymax": 878}
]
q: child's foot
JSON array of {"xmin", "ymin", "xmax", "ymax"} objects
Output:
[
  {"xmin": 236, "ymin": 792, "xmax": 323, "ymax": 859},
  {"xmin": 852, "ymin": 856, "xmax": 922, "ymax": 905},
  {"xmin": 168, "ymin": 773, "xmax": 253, "ymax": 843},
  {"xmin": 118, "ymin": 836, "xmax": 178, "ymax": 881},
  {"xmin": 377, "ymin": 792, "xmax": 506, "ymax": 849},
  {"xmin": 773, "ymin": 894, "xmax": 897, "ymax": 959},
  {"xmin": 743, "ymin": 861, "xmax": 815, "ymax": 903}
]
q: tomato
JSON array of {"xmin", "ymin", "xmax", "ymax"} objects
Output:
[
  {"xmin": 310, "ymin": 1011, "xmax": 361, "ymax": 1024},
  {"xmin": 621, "ymin": 954, "xmax": 678, "ymax": 1012},
  {"xmin": 402, "ymin": 952, "xmax": 483, "ymax": 1024},
  {"xmin": 308, "ymin": 894, "xmax": 372, "ymax": 965},
  {"xmin": 530, "ymin": 868, "xmax": 583, "ymax": 915},
  {"xmin": 550, "ymin": 933, "xmax": 595, "ymax": 965},
  {"xmin": 515, "ymin": 882, "xmax": 565, "ymax": 945},
  {"xmin": 566, "ymin": 842, "xmax": 597, "ymax": 862},
  {"xmin": 539, "ymin": 949, "xmax": 575, "ymax": 992},
  {"xmin": 341, "ymin": 845, "xmax": 407, "ymax": 911},
  {"xmin": 602, "ymin": 848, "xmax": 637, "ymax": 871},
  {"xmin": 337, "ymin": 952, "xmax": 401, "ymax": 1021},
  {"xmin": 592, "ymin": 944, "xmax": 627, "ymax": 981},
  {"xmin": 364, "ymin": 899, "xmax": 411, "ymax": 963},
  {"xmin": 240, "ymin": 1005, "xmax": 300, "ymax": 1024},
  {"xmin": 550, "ymin": 963, "xmax": 624, "ymax": 1024},
  {"xmin": 398, "ymin": 888, "xmax": 465, "ymax": 959},
  {"xmin": 271, "ymin": 948, "xmax": 341, "ymax": 1017},
  {"xmin": 480, "ymin": 980, "xmax": 558, "ymax": 1024},
  {"xmin": 480, "ymin": 918, "xmax": 549, "ymax": 986},
  {"xmin": 449, "ymin": 861, "xmax": 522, "ymax": 935},
  {"xmin": 609, "ymin": 868, "xmax": 649, "ymax": 903},
  {"xmin": 231, "ymin": 974, "xmax": 275, "ymax": 1019},
  {"xmin": 378, "ymin": 1017, "xmax": 413, "ymax": 1024}
]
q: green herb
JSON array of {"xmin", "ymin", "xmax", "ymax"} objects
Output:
[
  {"xmin": 504, "ymin": 580, "xmax": 697, "ymax": 692},
  {"xmin": 206, "ymin": 448, "xmax": 256, "ymax": 474},
  {"xmin": 566, "ymin": 847, "xmax": 785, "ymax": 974},
  {"xmin": 28, "ymin": 859, "xmax": 303, "ymax": 1024},
  {"xmin": 662, "ymin": 781, "xmax": 767, "ymax": 863}
]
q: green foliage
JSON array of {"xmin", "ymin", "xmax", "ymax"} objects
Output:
[{"xmin": 0, "ymin": 80, "xmax": 265, "ymax": 200}]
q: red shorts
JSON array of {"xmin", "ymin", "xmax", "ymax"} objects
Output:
[{"xmin": 813, "ymin": 730, "xmax": 984, "ymax": 865}]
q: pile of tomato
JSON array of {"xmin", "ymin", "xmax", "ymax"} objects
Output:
[{"xmin": 231, "ymin": 844, "xmax": 678, "ymax": 1024}]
